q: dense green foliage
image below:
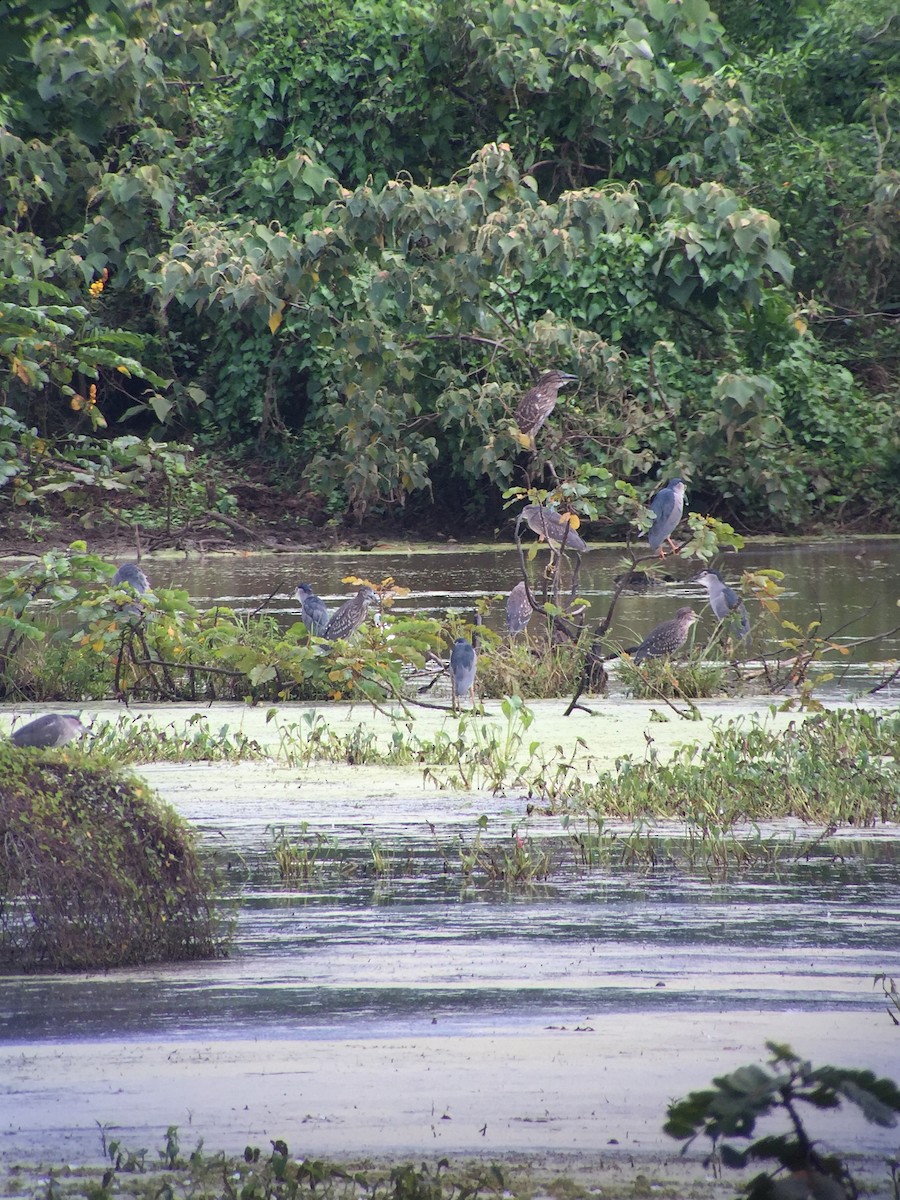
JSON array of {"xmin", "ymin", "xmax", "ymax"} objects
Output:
[
  {"xmin": 0, "ymin": 546, "xmax": 448, "ymax": 703},
  {"xmin": 0, "ymin": 740, "xmax": 224, "ymax": 970},
  {"xmin": 0, "ymin": 0, "xmax": 897, "ymax": 533}
]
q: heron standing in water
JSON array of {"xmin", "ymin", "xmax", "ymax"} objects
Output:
[{"xmin": 449, "ymin": 637, "xmax": 478, "ymax": 711}]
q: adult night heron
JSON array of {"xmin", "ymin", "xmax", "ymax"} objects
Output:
[
  {"xmin": 449, "ymin": 637, "xmax": 477, "ymax": 710},
  {"xmin": 519, "ymin": 504, "xmax": 588, "ymax": 554},
  {"xmin": 628, "ymin": 607, "xmax": 699, "ymax": 663},
  {"xmin": 506, "ymin": 581, "xmax": 534, "ymax": 636},
  {"xmin": 514, "ymin": 370, "xmax": 577, "ymax": 442},
  {"xmin": 324, "ymin": 585, "xmax": 376, "ymax": 641},
  {"xmin": 647, "ymin": 479, "xmax": 686, "ymax": 556},
  {"xmin": 294, "ymin": 582, "xmax": 331, "ymax": 637},
  {"xmin": 112, "ymin": 563, "xmax": 150, "ymax": 593},
  {"xmin": 11, "ymin": 713, "xmax": 86, "ymax": 749},
  {"xmin": 694, "ymin": 569, "xmax": 751, "ymax": 642}
]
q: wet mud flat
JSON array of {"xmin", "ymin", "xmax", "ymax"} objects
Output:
[{"xmin": 1, "ymin": 698, "xmax": 899, "ymax": 1194}]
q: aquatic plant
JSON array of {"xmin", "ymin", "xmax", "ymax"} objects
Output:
[
  {"xmin": 540, "ymin": 708, "xmax": 900, "ymax": 828},
  {"xmin": 90, "ymin": 712, "xmax": 271, "ymax": 763},
  {"xmin": 665, "ymin": 1041, "xmax": 900, "ymax": 1198},
  {"xmin": 446, "ymin": 816, "xmax": 555, "ymax": 886},
  {"xmin": 269, "ymin": 823, "xmax": 348, "ymax": 885}
]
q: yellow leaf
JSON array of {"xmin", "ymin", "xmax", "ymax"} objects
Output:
[
  {"xmin": 513, "ymin": 429, "xmax": 534, "ymax": 450},
  {"xmin": 561, "ymin": 512, "xmax": 581, "ymax": 531},
  {"xmin": 71, "ymin": 394, "xmax": 85, "ymax": 411},
  {"xmin": 116, "ymin": 365, "xmax": 130, "ymax": 375},
  {"xmin": 792, "ymin": 317, "xmax": 808, "ymax": 335},
  {"xmin": 268, "ymin": 306, "xmax": 284, "ymax": 334},
  {"xmin": 91, "ymin": 640, "xmax": 104, "ymax": 651}
]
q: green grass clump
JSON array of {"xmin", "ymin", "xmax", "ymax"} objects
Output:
[
  {"xmin": 616, "ymin": 654, "xmax": 727, "ymax": 700},
  {"xmin": 0, "ymin": 742, "xmax": 227, "ymax": 971},
  {"xmin": 558, "ymin": 708, "xmax": 899, "ymax": 827}
]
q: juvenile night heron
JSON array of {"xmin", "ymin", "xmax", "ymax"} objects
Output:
[
  {"xmin": 694, "ymin": 569, "xmax": 751, "ymax": 642},
  {"xmin": 294, "ymin": 582, "xmax": 331, "ymax": 637},
  {"xmin": 519, "ymin": 504, "xmax": 588, "ymax": 554},
  {"xmin": 324, "ymin": 585, "xmax": 376, "ymax": 641},
  {"xmin": 112, "ymin": 563, "xmax": 150, "ymax": 593},
  {"xmin": 627, "ymin": 607, "xmax": 699, "ymax": 663},
  {"xmin": 514, "ymin": 370, "xmax": 577, "ymax": 441},
  {"xmin": 506, "ymin": 581, "xmax": 534, "ymax": 636},
  {"xmin": 11, "ymin": 713, "xmax": 87, "ymax": 749},
  {"xmin": 647, "ymin": 479, "xmax": 686, "ymax": 556},
  {"xmin": 449, "ymin": 637, "xmax": 477, "ymax": 710}
]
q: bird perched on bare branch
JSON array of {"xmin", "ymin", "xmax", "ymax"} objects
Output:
[
  {"xmin": 514, "ymin": 370, "xmax": 577, "ymax": 446},
  {"xmin": 519, "ymin": 503, "xmax": 588, "ymax": 554},
  {"xmin": 694, "ymin": 569, "xmax": 751, "ymax": 642},
  {"xmin": 506, "ymin": 581, "xmax": 534, "ymax": 636},
  {"xmin": 627, "ymin": 607, "xmax": 699, "ymax": 663},
  {"xmin": 647, "ymin": 479, "xmax": 686, "ymax": 556}
]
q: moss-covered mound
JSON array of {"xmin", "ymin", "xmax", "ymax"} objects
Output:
[{"xmin": 0, "ymin": 743, "xmax": 226, "ymax": 972}]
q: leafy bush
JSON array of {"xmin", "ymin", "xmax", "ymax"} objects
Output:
[
  {"xmin": 666, "ymin": 1041, "xmax": 900, "ymax": 1199},
  {"xmin": 0, "ymin": 742, "xmax": 225, "ymax": 971}
]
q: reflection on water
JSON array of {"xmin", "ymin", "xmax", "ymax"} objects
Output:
[{"xmin": 143, "ymin": 539, "xmax": 900, "ymax": 692}]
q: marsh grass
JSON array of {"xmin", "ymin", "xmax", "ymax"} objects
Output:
[
  {"xmin": 616, "ymin": 653, "xmax": 728, "ymax": 700},
  {"xmin": 269, "ymin": 823, "xmax": 348, "ymax": 884},
  {"xmin": 550, "ymin": 708, "xmax": 900, "ymax": 829},
  {"xmin": 90, "ymin": 713, "xmax": 271, "ymax": 762},
  {"xmin": 479, "ymin": 635, "xmax": 590, "ymax": 700}
]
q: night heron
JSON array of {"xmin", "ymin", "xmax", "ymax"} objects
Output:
[
  {"xmin": 11, "ymin": 713, "xmax": 87, "ymax": 748},
  {"xmin": 449, "ymin": 637, "xmax": 477, "ymax": 710},
  {"xmin": 506, "ymin": 581, "xmax": 534, "ymax": 636},
  {"xmin": 627, "ymin": 607, "xmax": 699, "ymax": 663},
  {"xmin": 647, "ymin": 479, "xmax": 686, "ymax": 555},
  {"xmin": 514, "ymin": 370, "xmax": 577, "ymax": 442},
  {"xmin": 519, "ymin": 504, "xmax": 588, "ymax": 554},
  {"xmin": 295, "ymin": 582, "xmax": 331, "ymax": 637},
  {"xmin": 112, "ymin": 563, "xmax": 150, "ymax": 593},
  {"xmin": 694, "ymin": 569, "xmax": 751, "ymax": 642},
  {"xmin": 324, "ymin": 585, "xmax": 376, "ymax": 641}
]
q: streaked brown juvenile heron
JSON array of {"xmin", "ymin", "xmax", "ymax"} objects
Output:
[
  {"xmin": 11, "ymin": 713, "xmax": 87, "ymax": 748},
  {"xmin": 627, "ymin": 607, "xmax": 698, "ymax": 663},
  {"xmin": 519, "ymin": 503, "xmax": 588, "ymax": 554},
  {"xmin": 647, "ymin": 479, "xmax": 686, "ymax": 556},
  {"xmin": 514, "ymin": 370, "xmax": 577, "ymax": 441},
  {"xmin": 295, "ymin": 582, "xmax": 331, "ymax": 637},
  {"xmin": 694, "ymin": 569, "xmax": 751, "ymax": 642},
  {"xmin": 324, "ymin": 585, "xmax": 376, "ymax": 641},
  {"xmin": 506, "ymin": 581, "xmax": 534, "ymax": 635},
  {"xmin": 449, "ymin": 637, "xmax": 477, "ymax": 710}
]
